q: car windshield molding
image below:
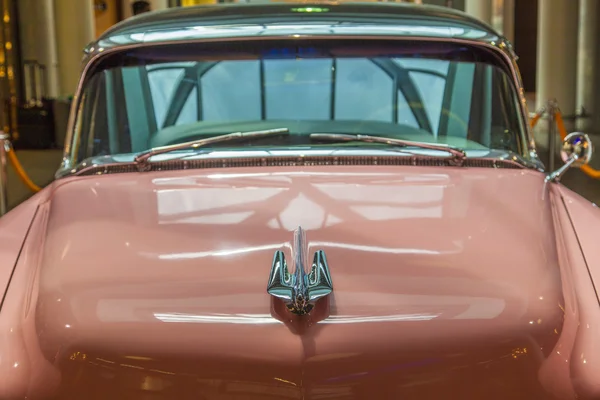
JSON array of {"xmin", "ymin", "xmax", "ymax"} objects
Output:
[{"xmin": 61, "ymin": 148, "xmax": 543, "ymax": 178}]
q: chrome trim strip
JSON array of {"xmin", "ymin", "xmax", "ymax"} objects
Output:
[
  {"xmin": 58, "ymin": 34, "xmax": 538, "ymax": 178},
  {"xmin": 309, "ymin": 133, "xmax": 467, "ymax": 166},
  {"xmin": 59, "ymin": 151, "xmax": 542, "ymax": 178}
]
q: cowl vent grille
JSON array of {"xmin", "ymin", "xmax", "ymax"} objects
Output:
[{"xmin": 76, "ymin": 155, "xmax": 523, "ymax": 176}]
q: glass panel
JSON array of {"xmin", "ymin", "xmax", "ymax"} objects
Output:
[
  {"xmin": 394, "ymin": 59, "xmax": 449, "ymax": 135},
  {"xmin": 394, "ymin": 58, "xmax": 449, "ymax": 75},
  {"xmin": 177, "ymin": 86, "xmax": 198, "ymax": 125},
  {"xmin": 396, "ymin": 89, "xmax": 419, "ymax": 128},
  {"xmin": 148, "ymin": 67, "xmax": 186, "ymax": 127},
  {"xmin": 201, "ymin": 60, "xmax": 261, "ymax": 122},
  {"xmin": 335, "ymin": 59, "xmax": 392, "ymax": 122},
  {"xmin": 72, "ymin": 40, "xmax": 527, "ymax": 164},
  {"xmin": 446, "ymin": 63, "xmax": 475, "ymax": 138},
  {"xmin": 264, "ymin": 59, "xmax": 332, "ymax": 120},
  {"xmin": 408, "ymin": 71, "xmax": 445, "ymax": 135}
]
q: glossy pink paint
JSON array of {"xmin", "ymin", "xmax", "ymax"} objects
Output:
[
  {"xmin": 548, "ymin": 185, "xmax": 600, "ymax": 399},
  {"xmin": 0, "ymin": 190, "xmax": 45, "ymax": 302},
  {"xmin": 0, "ymin": 166, "xmax": 596, "ymax": 399}
]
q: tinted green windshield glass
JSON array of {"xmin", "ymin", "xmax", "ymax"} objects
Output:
[{"xmin": 72, "ymin": 39, "xmax": 526, "ymax": 163}]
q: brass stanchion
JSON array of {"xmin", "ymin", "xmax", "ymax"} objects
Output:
[
  {"xmin": 547, "ymin": 99, "xmax": 558, "ymax": 172},
  {"xmin": 0, "ymin": 132, "xmax": 9, "ymax": 215}
]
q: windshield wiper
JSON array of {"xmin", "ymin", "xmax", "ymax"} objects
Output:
[
  {"xmin": 134, "ymin": 128, "xmax": 290, "ymax": 171},
  {"xmin": 308, "ymin": 133, "xmax": 467, "ymax": 166}
]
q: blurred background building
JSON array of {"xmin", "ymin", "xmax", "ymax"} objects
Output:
[{"xmin": 0, "ymin": 0, "xmax": 598, "ymax": 208}]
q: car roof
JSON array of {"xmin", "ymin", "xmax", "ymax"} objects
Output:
[
  {"xmin": 90, "ymin": 2, "xmax": 503, "ymax": 53},
  {"xmin": 103, "ymin": 2, "xmax": 496, "ymax": 36}
]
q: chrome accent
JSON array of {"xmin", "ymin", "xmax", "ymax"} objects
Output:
[
  {"xmin": 267, "ymin": 226, "xmax": 333, "ymax": 316},
  {"xmin": 496, "ymin": 152, "xmax": 543, "ymax": 170},
  {"xmin": 546, "ymin": 99, "xmax": 560, "ymax": 171},
  {"xmin": 133, "ymin": 128, "xmax": 289, "ymax": 171},
  {"xmin": 546, "ymin": 132, "xmax": 593, "ymax": 183},
  {"xmin": 309, "ymin": 133, "xmax": 467, "ymax": 166}
]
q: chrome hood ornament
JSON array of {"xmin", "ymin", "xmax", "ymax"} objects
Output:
[{"xmin": 267, "ymin": 226, "xmax": 333, "ymax": 315}]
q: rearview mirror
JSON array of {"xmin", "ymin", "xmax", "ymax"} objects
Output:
[{"xmin": 546, "ymin": 132, "xmax": 593, "ymax": 182}]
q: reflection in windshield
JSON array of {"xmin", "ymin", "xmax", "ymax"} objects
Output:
[{"xmin": 72, "ymin": 40, "xmax": 525, "ymax": 164}]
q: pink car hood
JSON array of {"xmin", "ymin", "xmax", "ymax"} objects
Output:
[{"xmin": 0, "ymin": 166, "xmax": 569, "ymax": 399}]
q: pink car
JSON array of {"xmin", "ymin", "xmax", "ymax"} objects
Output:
[{"xmin": 0, "ymin": 2, "xmax": 597, "ymax": 399}]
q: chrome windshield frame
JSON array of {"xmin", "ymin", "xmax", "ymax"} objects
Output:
[{"xmin": 57, "ymin": 33, "xmax": 541, "ymax": 178}]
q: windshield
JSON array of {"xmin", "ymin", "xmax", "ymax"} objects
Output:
[{"xmin": 71, "ymin": 39, "xmax": 527, "ymax": 164}]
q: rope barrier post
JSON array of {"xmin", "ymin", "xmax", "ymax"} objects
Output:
[
  {"xmin": 0, "ymin": 132, "xmax": 10, "ymax": 216},
  {"xmin": 547, "ymin": 99, "xmax": 558, "ymax": 172}
]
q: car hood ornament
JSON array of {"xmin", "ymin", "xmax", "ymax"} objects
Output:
[{"xmin": 267, "ymin": 226, "xmax": 333, "ymax": 315}]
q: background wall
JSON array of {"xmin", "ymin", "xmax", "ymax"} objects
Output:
[
  {"xmin": 95, "ymin": 0, "xmax": 120, "ymax": 38},
  {"xmin": 121, "ymin": 0, "xmax": 169, "ymax": 19},
  {"xmin": 9, "ymin": 0, "xmax": 600, "ymax": 130},
  {"xmin": 423, "ymin": 0, "xmax": 465, "ymax": 10},
  {"xmin": 513, "ymin": 0, "xmax": 537, "ymax": 92}
]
